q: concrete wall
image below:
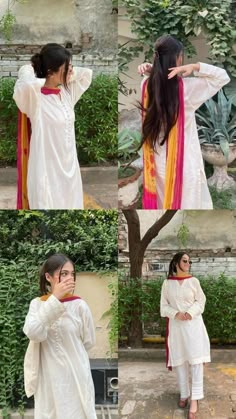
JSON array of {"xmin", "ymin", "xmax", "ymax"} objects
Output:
[
  {"xmin": 118, "ymin": 210, "xmax": 236, "ymax": 278},
  {"xmin": 0, "ymin": 0, "xmax": 118, "ymax": 77},
  {"xmin": 75, "ymin": 272, "xmax": 117, "ymax": 359}
]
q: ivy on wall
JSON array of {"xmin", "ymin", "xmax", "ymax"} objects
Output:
[
  {"xmin": 0, "ymin": 1, "xmax": 28, "ymax": 41},
  {"xmin": 120, "ymin": 0, "xmax": 236, "ymax": 77}
]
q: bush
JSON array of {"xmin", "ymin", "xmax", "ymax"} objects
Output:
[
  {"xmin": 0, "ymin": 210, "xmax": 118, "ymax": 271},
  {"xmin": 0, "ymin": 74, "xmax": 118, "ymax": 166},
  {"xmin": 119, "ymin": 274, "xmax": 236, "ymax": 343},
  {"xmin": 75, "ymin": 74, "xmax": 118, "ymax": 164},
  {"xmin": 0, "ymin": 78, "xmax": 18, "ymax": 164}
]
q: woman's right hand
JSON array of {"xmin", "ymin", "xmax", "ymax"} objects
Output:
[
  {"xmin": 175, "ymin": 312, "xmax": 187, "ymax": 321},
  {"xmin": 53, "ymin": 278, "xmax": 75, "ymax": 300},
  {"xmin": 138, "ymin": 62, "xmax": 153, "ymax": 75}
]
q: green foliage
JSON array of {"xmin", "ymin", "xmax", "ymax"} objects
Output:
[
  {"xmin": 0, "ymin": 78, "xmax": 18, "ymax": 164},
  {"xmin": 74, "ymin": 74, "xmax": 118, "ymax": 164},
  {"xmin": 0, "ymin": 210, "xmax": 118, "ymax": 411},
  {"xmin": 0, "ymin": 9, "xmax": 16, "ymax": 41},
  {"xmin": 0, "ymin": 210, "xmax": 118, "ymax": 271},
  {"xmin": 0, "ymin": 260, "xmax": 39, "ymax": 412},
  {"xmin": 177, "ymin": 223, "xmax": 190, "ymax": 247},
  {"xmin": 196, "ymin": 90, "xmax": 236, "ymax": 161},
  {"xmin": 119, "ymin": 274, "xmax": 236, "ymax": 343},
  {"xmin": 0, "ymin": 75, "xmax": 117, "ymax": 165},
  {"xmin": 120, "ymin": 0, "xmax": 236, "ymax": 76},
  {"xmin": 209, "ymin": 186, "xmax": 234, "ymax": 209},
  {"xmin": 102, "ymin": 279, "xmax": 118, "ymax": 357}
]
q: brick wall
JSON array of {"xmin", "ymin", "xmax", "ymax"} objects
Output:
[{"xmin": 0, "ymin": 45, "xmax": 117, "ymax": 78}]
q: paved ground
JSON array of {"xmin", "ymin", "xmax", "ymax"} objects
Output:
[
  {"xmin": 0, "ymin": 406, "xmax": 118, "ymax": 418},
  {"xmin": 0, "ymin": 166, "xmax": 117, "ymax": 209},
  {"xmin": 119, "ymin": 349, "xmax": 236, "ymax": 419}
]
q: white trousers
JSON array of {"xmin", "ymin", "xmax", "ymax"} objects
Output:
[{"xmin": 175, "ymin": 362, "xmax": 204, "ymax": 400}]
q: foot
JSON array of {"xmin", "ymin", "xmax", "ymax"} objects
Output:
[
  {"xmin": 188, "ymin": 400, "xmax": 198, "ymax": 418},
  {"xmin": 178, "ymin": 397, "xmax": 189, "ymax": 408}
]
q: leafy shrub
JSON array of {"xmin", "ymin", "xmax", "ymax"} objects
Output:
[
  {"xmin": 0, "ymin": 74, "xmax": 117, "ymax": 165},
  {"xmin": 74, "ymin": 74, "xmax": 118, "ymax": 164},
  {"xmin": 119, "ymin": 274, "xmax": 236, "ymax": 343},
  {"xmin": 0, "ymin": 78, "xmax": 18, "ymax": 164},
  {"xmin": 0, "ymin": 210, "xmax": 118, "ymax": 271}
]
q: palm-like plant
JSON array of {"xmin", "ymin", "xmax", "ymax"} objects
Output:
[{"xmin": 196, "ymin": 89, "xmax": 236, "ymax": 161}]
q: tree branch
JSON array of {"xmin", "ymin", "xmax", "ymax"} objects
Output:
[{"xmin": 140, "ymin": 210, "xmax": 177, "ymax": 252}]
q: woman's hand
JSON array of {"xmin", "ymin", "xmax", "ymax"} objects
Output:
[
  {"xmin": 168, "ymin": 63, "xmax": 200, "ymax": 79},
  {"xmin": 138, "ymin": 62, "xmax": 153, "ymax": 76},
  {"xmin": 53, "ymin": 277, "xmax": 75, "ymax": 300},
  {"xmin": 185, "ymin": 312, "xmax": 192, "ymax": 320},
  {"xmin": 175, "ymin": 312, "xmax": 188, "ymax": 321}
]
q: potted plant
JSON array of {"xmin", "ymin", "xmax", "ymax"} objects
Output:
[
  {"xmin": 196, "ymin": 89, "xmax": 236, "ymax": 190},
  {"xmin": 118, "ymin": 128, "xmax": 142, "ymax": 209}
]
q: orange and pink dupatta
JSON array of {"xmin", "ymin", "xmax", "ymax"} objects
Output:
[
  {"xmin": 17, "ymin": 111, "xmax": 31, "ymax": 209},
  {"xmin": 141, "ymin": 77, "xmax": 185, "ymax": 209}
]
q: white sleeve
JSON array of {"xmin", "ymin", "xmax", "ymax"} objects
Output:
[
  {"xmin": 69, "ymin": 67, "xmax": 93, "ymax": 106},
  {"xmin": 79, "ymin": 301, "xmax": 96, "ymax": 351},
  {"xmin": 13, "ymin": 64, "xmax": 42, "ymax": 119},
  {"xmin": 184, "ymin": 62, "xmax": 230, "ymax": 111},
  {"xmin": 187, "ymin": 278, "xmax": 206, "ymax": 318},
  {"xmin": 23, "ymin": 295, "xmax": 66, "ymax": 342},
  {"xmin": 160, "ymin": 280, "xmax": 179, "ymax": 319}
]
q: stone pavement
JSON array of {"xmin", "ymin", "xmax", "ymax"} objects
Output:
[
  {"xmin": 0, "ymin": 166, "xmax": 117, "ymax": 209},
  {"xmin": 0, "ymin": 405, "xmax": 118, "ymax": 418},
  {"xmin": 119, "ymin": 349, "xmax": 236, "ymax": 419}
]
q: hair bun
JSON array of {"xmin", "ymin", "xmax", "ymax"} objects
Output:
[{"xmin": 31, "ymin": 53, "xmax": 43, "ymax": 77}]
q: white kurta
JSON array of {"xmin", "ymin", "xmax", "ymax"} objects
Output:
[
  {"xmin": 13, "ymin": 65, "xmax": 92, "ymax": 209},
  {"xmin": 160, "ymin": 277, "xmax": 211, "ymax": 368},
  {"xmin": 142, "ymin": 63, "xmax": 230, "ymax": 209},
  {"xmin": 23, "ymin": 295, "xmax": 97, "ymax": 419}
]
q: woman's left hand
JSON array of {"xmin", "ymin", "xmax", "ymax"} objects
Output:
[
  {"xmin": 185, "ymin": 312, "xmax": 192, "ymax": 320},
  {"xmin": 168, "ymin": 63, "xmax": 200, "ymax": 79}
]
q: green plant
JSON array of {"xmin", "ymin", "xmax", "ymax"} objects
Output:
[
  {"xmin": 120, "ymin": 0, "xmax": 236, "ymax": 76},
  {"xmin": 209, "ymin": 186, "xmax": 234, "ymax": 209},
  {"xmin": 118, "ymin": 129, "xmax": 142, "ymax": 178},
  {"xmin": 0, "ymin": 0, "xmax": 28, "ymax": 42},
  {"xmin": 177, "ymin": 223, "xmax": 190, "ymax": 247},
  {"xmin": 74, "ymin": 74, "xmax": 118, "ymax": 164},
  {"xmin": 101, "ymin": 279, "xmax": 118, "ymax": 357},
  {"xmin": 196, "ymin": 90, "xmax": 236, "ymax": 160},
  {"xmin": 0, "ymin": 78, "xmax": 18, "ymax": 164}
]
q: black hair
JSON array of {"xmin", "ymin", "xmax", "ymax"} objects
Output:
[
  {"xmin": 140, "ymin": 35, "xmax": 184, "ymax": 151},
  {"xmin": 31, "ymin": 43, "xmax": 72, "ymax": 88},
  {"xmin": 39, "ymin": 253, "xmax": 75, "ymax": 295},
  {"xmin": 168, "ymin": 252, "xmax": 190, "ymax": 277}
]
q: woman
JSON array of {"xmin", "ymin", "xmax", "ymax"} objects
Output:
[
  {"xmin": 138, "ymin": 35, "xmax": 230, "ymax": 209},
  {"xmin": 23, "ymin": 253, "xmax": 97, "ymax": 419},
  {"xmin": 160, "ymin": 252, "xmax": 210, "ymax": 419},
  {"xmin": 13, "ymin": 43, "xmax": 92, "ymax": 210}
]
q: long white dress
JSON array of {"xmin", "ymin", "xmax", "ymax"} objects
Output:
[
  {"xmin": 23, "ymin": 294, "xmax": 97, "ymax": 419},
  {"xmin": 142, "ymin": 63, "xmax": 230, "ymax": 209},
  {"xmin": 13, "ymin": 65, "xmax": 92, "ymax": 209},
  {"xmin": 160, "ymin": 277, "xmax": 211, "ymax": 368}
]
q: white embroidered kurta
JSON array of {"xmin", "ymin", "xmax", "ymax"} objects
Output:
[
  {"xmin": 142, "ymin": 63, "xmax": 230, "ymax": 209},
  {"xmin": 160, "ymin": 277, "xmax": 211, "ymax": 368},
  {"xmin": 23, "ymin": 295, "xmax": 97, "ymax": 419},
  {"xmin": 13, "ymin": 65, "xmax": 92, "ymax": 209}
]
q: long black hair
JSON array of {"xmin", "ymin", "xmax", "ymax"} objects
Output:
[
  {"xmin": 39, "ymin": 253, "xmax": 75, "ymax": 295},
  {"xmin": 31, "ymin": 43, "xmax": 71, "ymax": 88},
  {"xmin": 168, "ymin": 252, "xmax": 190, "ymax": 277},
  {"xmin": 140, "ymin": 35, "xmax": 183, "ymax": 150}
]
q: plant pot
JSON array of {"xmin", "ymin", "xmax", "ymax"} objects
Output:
[
  {"xmin": 201, "ymin": 143, "xmax": 236, "ymax": 190},
  {"xmin": 118, "ymin": 165, "xmax": 142, "ymax": 209}
]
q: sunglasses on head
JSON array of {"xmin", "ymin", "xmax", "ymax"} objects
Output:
[{"xmin": 182, "ymin": 259, "xmax": 192, "ymax": 264}]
